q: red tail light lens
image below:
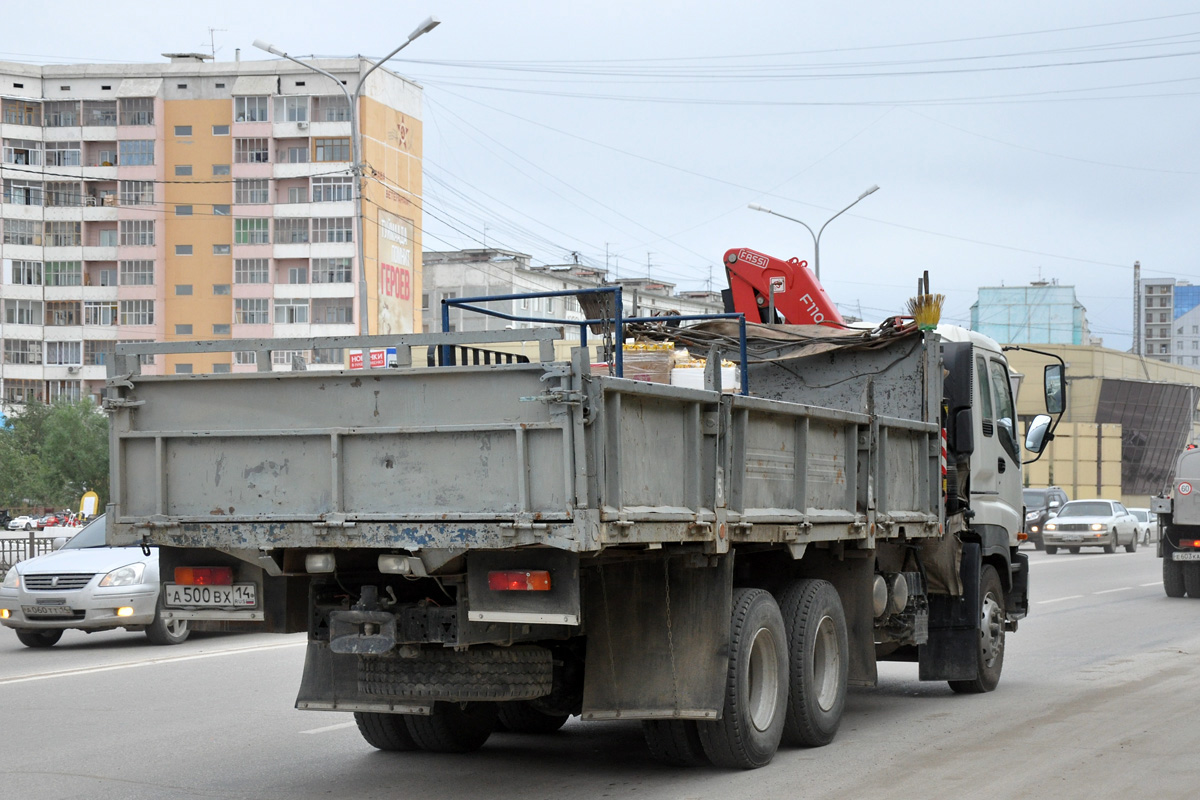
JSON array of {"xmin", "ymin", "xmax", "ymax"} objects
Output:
[
  {"xmin": 174, "ymin": 567, "xmax": 233, "ymax": 586},
  {"xmin": 487, "ymin": 570, "xmax": 552, "ymax": 591},
  {"xmin": 1185, "ymin": 540, "xmax": 1200, "ymax": 549}
]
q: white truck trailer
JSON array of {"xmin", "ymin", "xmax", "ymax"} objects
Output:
[{"xmin": 104, "ymin": 316, "xmax": 1062, "ymax": 768}]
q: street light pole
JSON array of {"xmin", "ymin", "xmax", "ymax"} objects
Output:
[
  {"xmin": 254, "ymin": 16, "xmax": 440, "ymax": 336},
  {"xmin": 748, "ymin": 184, "xmax": 879, "ymax": 282}
]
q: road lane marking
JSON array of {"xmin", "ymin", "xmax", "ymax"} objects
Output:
[
  {"xmin": 1094, "ymin": 587, "xmax": 1132, "ymax": 595},
  {"xmin": 301, "ymin": 721, "xmax": 358, "ymax": 735},
  {"xmin": 0, "ymin": 639, "xmax": 306, "ymax": 686},
  {"xmin": 1037, "ymin": 595, "xmax": 1084, "ymax": 604},
  {"xmin": 1141, "ymin": 581, "xmax": 1164, "ymax": 587}
]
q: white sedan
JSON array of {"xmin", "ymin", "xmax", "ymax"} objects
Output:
[
  {"xmin": 0, "ymin": 515, "xmax": 188, "ymax": 648},
  {"xmin": 6, "ymin": 516, "xmax": 38, "ymax": 531},
  {"xmin": 1042, "ymin": 500, "xmax": 1139, "ymax": 555}
]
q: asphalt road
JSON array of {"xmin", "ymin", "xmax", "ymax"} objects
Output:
[{"xmin": 1, "ymin": 546, "xmax": 1196, "ymax": 800}]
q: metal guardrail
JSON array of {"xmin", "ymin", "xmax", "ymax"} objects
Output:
[{"xmin": 0, "ymin": 533, "xmax": 58, "ymax": 573}]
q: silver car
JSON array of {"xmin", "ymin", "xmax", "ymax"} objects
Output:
[
  {"xmin": 1042, "ymin": 499, "xmax": 1139, "ymax": 555},
  {"xmin": 0, "ymin": 515, "xmax": 188, "ymax": 648}
]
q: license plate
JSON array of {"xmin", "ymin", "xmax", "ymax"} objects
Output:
[
  {"xmin": 164, "ymin": 583, "xmax": 257, "ymax": 608},
  {"xmin": 22, "ymin": 604, "xmax": 73, "ymax": 617},
  {"xmin": 1063, "ymin": 535, "xmax": 1082, "ymax": 542},
  {"xmin": 1173, "ymin": 552, "xmax": 1200, "ymax": 561}
]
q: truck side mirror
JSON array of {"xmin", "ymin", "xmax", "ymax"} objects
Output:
[
  {"xmin": 953, "ymin": 408, "xmax": 974, "ymax": 456},
  {"xmin": 1044, "ymin": 365, "xmax": 1065, "ymax": 415},
  {"xmin": 1025, "ymin": 413, "xmax": 1052, "ymax": 454}
]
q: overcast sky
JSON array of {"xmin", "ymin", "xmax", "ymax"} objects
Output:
[{"xmin": 10, "ymin": 1, "xmax": 1200, "ymax": 350}]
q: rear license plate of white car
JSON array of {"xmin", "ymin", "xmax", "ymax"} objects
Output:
[
  {"xmin": 23, "ymin": 604, "xmax": 73, "ymax": 617},
  {"xmin": 164, "ymin": 583, "xmax": 257, "ymax": 608},
  {"xmin": 1172, "ymin": 552, "xmax": 1200, "ymax": 561}
]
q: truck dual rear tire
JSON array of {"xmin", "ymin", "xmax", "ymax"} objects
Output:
[
  {"xmin": 354, "ymin": 711, "xmax": 420, "ymax": 751},
  {"xmin": 696, "ymin": 588, "xmax": 789, "ymax": 769},
  {"xmin": 496, "ymin": 701, "xmax": 569, "ymax": 734},
  {"xmin": 404, "ymin": 701, "xmax": 498, "ymax": 753},
  {"xmin": 778, "ymin": 579, "xmax": 848, "ymax": 748},
  {"xmin": 1185, "ymin": 564, "xmax": 1200, "ymax": 599},
  {"xmin": 948, "ymin": 564, "xmax": 1005, "ymax": 694},
  {"xmin": 1163, "ymin": 558, "xmax": 1186, "ymax": 598},
  {"xmin": 643, "ymin": 720, "xmax": 710, "ymax": 766}
]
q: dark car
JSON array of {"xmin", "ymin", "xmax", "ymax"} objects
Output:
[{"xmin": 1023, "ymin": 487, "xmax": 1069, "ymax": 550}]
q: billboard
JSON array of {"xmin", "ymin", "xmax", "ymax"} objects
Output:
[{"xmin": 377, "ymin": 209, "xmax": 415, "ymax": 335}]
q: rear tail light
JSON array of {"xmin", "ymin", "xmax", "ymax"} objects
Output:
[
  {"xmin": 174, "ymin": 567, "xmax": 233, "ymax": 586},
  {"xmin": 1184, "ymin": 540, "xmax": 1200, "ymax": 549},
  {"xmin": 488, "ymin": 570, "xmax": 552, "ymax": 591}
]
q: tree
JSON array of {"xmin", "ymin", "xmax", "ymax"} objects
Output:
[{"xmin": 0, "ymin": 400, "xmax": 108, "ymax": 509}]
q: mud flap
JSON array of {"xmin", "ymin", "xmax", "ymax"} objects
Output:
[{"xmin": 918, "ymin": 542, "xmax": 981, "ymax": 682}]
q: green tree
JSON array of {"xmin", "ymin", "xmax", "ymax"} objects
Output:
[{"xmin": 0, "ymin": 400, "xmax": 108, "ymax": 509}]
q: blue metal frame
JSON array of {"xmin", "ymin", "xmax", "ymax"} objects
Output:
[{"xmin": 441, "ymin": 287, "xmax": 749, "ymax": 394}]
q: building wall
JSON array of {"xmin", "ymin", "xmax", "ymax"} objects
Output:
[
  {"xmin": 970, "ymin": 284, "xmax": 1089, "ymax": 345},
  {"xmin": 1023, "ymin": 421, "xmax": 1123, "ymax": 502}
]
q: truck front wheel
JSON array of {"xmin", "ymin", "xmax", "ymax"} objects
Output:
[
  {"xmin": 778, "ymin": 579, "xmax": 847, "ymax": 747},
  {"xmin": 948, "ymin": 564, "xmax": 1005, "ymax": 694},
  {"xmin": 1164, "ymin": 558, "xmax": 1185, "ymax": 598},
  {"xmin": 697, "ymin": 588, "xmax": 788, "ymax": 769}
]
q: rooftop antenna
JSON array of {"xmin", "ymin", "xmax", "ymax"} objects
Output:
[{"xmin": 207, "ymin": 27, "xmax": 227, "ymax": 58}]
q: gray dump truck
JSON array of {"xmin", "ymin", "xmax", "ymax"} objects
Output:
[
  {"xmin": 1152, "ymin": 447, "xmax": 1200, "ymax": 598},
  {"xmin": 105, "ymin": 317, "xmax": 1062, "ymax": 769}
]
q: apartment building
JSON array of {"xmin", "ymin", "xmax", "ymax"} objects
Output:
[
  {"xmin": 1138, "ymin": 277, "xmax": 1200, "ymax": 365},
  {"xmin": 969, "ymin": 281, "xmax": 1094, "ymax": 346},
  {"xmin": 0, "ymin": 53, "xmax": 424, "ymax": 412}
]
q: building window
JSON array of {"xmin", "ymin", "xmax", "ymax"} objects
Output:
[
  {"xmin": 120, "ymin": 300, "xmax": 155, "ymax": 325},
  {"xmin": 275, "ymin": 298, "xmax": 309, "ymax": 324},
  {"xmin": 119, "ymin": 260, "xmax": 154, "ymax": 285},
  {"xmin": 234, "ymin": 138, "xmax": 270, "ymax": 163},
  {"xmin": 234, "ymin": 298, "xmax": 269, "ymax": 324},
  {"xmin": 312, "ymin": 258, "xmax": 352, "ymax": 283},
  {"xmin": 3, "ymin": 218, "xmax": 40, "ymax": 246},
  {"xmin": 3, "ymin": 179, "xmax": 43, "ymax": 205},
  {"xmin": 118, "ymin": 139, "xmax": 154, "ymax": 165},
  {"xmin": 3, "ymin": 138, "xmax": 41, "ymax": 165},
  {"xmin": 45, "ymin": 261, "xmax": 82, "ymax": 286},
  {"xmin": 2, "ymin": 98, "xmax": 41, "ymax": 125},
  {"xmin": 175, "ymin": 324, "xmax": 193, "ymax": 335},
  {"xmin": 45, "ymin": 341, "xmax": 82, "ymax": 366},
  {"xmin": 275, "ymin": 217, "xmax": 309, "ymax": 243},
  {"xmin": 10, "ymin": 260, "xmax": 42, "ymax": 285},
  {"xmin": 4, "ymin": 299, "xmax": 43, "ymax": 325},
  {"xmin": 278, "ymin": 96, "xmax": 308, "ymax": 122},
  {"xmin": 213, "ymin": 164, "xmax": 231, "ymax": 176},
  {"xmin": 3, "ymin": 379, "xmax": 44, "ymax": 404},
  {"xmin": 175, "ymin": 285, "xmax": 193, "ymax": 296},
  {"xmin": 175, "ymin": 364, "xmax": 193, "ymax": 374},
  {"xmin": 213, "ymin": 283, "xmax": 231, "ymax": 295},
  {"xmin": 213, "ymin": 204, "xmax": 231, "ymax": 216},
  {"xmin": 234, "ymin": 96, "xmax": 269, "ymax": 122},
  {"xmin": 288, "ymin": 186, "xmax": 308, "ymax": 203},
  {"xmin": 84, "ymin": 340, "xmax": 116, "ymax": 365},
  {"xmin": 234, "ymin": 179, "xmax": 270, "ymax": 204},
  {"xmin": 213, "ymin": 244, "xmax": 231, "ymax": 255},
  {"xmin": 287, "ymin": 266, "xmax": 308, "ymax": 284},
  {"xmin": 46, "ymin": 181, "xmax": 83, "ymax": 206},
  {"xmin": 1161, "ymin": 344, "xmax": 1169, "ymax": 354},
  {"xmin": 235, "ymin": 350, "xmax": 257, "ymax": 365},
  {"xmin": 119, "ymin": 220, "xmax": 155, "ymax": 246},
  {"xmin": 312, "ymin": 348, "xmax": 344, "ymax": 364},
  {"xmin": 312, "ymin": 175, "xmax": 353, "ymax": 202},
  {"xmin": 175, "ymin": 164, "xmax": 193, "ymax": 176},
  {"xmin": 119, "ymin": 98, "xmax": 154, "ymax": 126},
  {"xmin": 213, "ymin": 124, "xmax": 230, "ymax": 136},
  {"xmin": 84, "ymin": 301, "xmax": 118, "ymax": 325},
  {"xmin": 272, "ymin": 349, "xmax": 308, "ymax": 366},
  {"xmin": 45, "ymin": 221, "xmax": 81, "ymax": 247},
  {"xmin": 313, "ymin": 95, "xmax": 350, "ymax": 121},
  {"xmin": 83, "ymin": 100, "xmax": 117, "ymax": 126},
  {"xmin": 212, "ymin": 363, "xmax": 231, "ymax": 373},
  {"xmin": 43, "ymin": 100, "xmax": 79, "ymax": 127},
  {"xmin": 174, "ymin": 125, "xmax": 192, "ymax": 136},
  {"xmin": 45, "ymin": 300, "xmax": 80, "ymax": 325},
  {"xmin": 213, "ymin": 324, "xmax": 231, "ymax": 335},
  {"xmin": 234, "ymin": 218, "xmax": 271, "ymax": 245},
  {"xmin": 313, "ymin": 138, "xmax": 350, "ymax": 162},
  {"xmin": 282, "ymin": 146, "xmax": 308, "ymax": 163},
  {"xmin": 234, "ymin": 259, "xmax": 269, "ymax": 283},
  {"xmin": 316, "ymin": 299, "xmax": 353, "ymax": 323},
  {"xmin": 312, "ymin": 217, "xmax": 352, "ymax": 243},
  {"xmin": 96, "ymin": 266, "xmax": 117, "ymax": 286},
  {"xmin": 3, "ymin": 339, "xmax": 43, "ymax": 365},
  {"xmin": 44, "ymin": 141, "xmax": 82, "ymax": 167},
  {"xmin": 176, "ymin": 204, "xmax": 193, "ymax": 216},
  {"xmin": 119, "ymin": 180, "xmax": 154, "ymax": 205}
]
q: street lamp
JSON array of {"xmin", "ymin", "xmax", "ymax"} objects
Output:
[
  {"xmin": 748, "ymin": 184, "xmax": 879, "ymax": 282},
  {"xmin": 254, "ymin": 16, "xmax": 441, "ymax": 335}
]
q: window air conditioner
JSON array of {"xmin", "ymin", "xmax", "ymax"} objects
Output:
[
  {"xmin": 67, "ymin": 366, "xmax": 80, "ymax": 374},
  {"xmin": 297, "ymin": 121, "xmax": 309, "ymax": 130}
]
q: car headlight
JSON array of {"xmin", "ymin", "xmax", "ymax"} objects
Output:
[
  {"xmin": 1090, "ymin": 523, "xmax": 1105, "ymax": 531},
  {"xmin": 1044, "ymin": 522, "xmax": 1057, "ymax": 531},
  {"xmin": 99, "ymin": 562, "xmax": 146, "ymax": 587},
  {"xmin": 1, "ymin": 568, "xmax": 19, "ymax": 589},
  {"xmin": 1025, "ymin": 511, "xmax": 1040, "ymax": 520}
]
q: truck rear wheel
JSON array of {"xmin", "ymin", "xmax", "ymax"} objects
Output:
[
  {"xmin": 354, "ymin": 711, "xmax": 419, "ymax": 751},
  {"xmin": 778, "ymin": 579, "xmax": 847, "ymax": 747},
  {"xmin": 643, "ymin": 720, "xmax": 710, "ymax": 766},
  {"xmin": 404, "ymin": 701, "xmax": 497, "ymax": 753},
  {"xmin": 1185, "ymin": 564, "xmax": 1200, "ymax": 599},
  {"xmin": 1164, "ymin": 558, "xmax": 1186, "ymax": 597},
  {"xmin": 948, "ymin": 564, "xmax": 1005, "ymax": 694},
  {"xmin": 697, "ymin": 588, "xmax": 788, "ymax": 769},
  {"xmin": 496, "ymin": 701, "xmax": 569, "ymax": 734}
]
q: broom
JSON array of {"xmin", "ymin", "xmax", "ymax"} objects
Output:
[{"xmin": 907, "ymin": 270, "xmax": 944, "ymax": 331}]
